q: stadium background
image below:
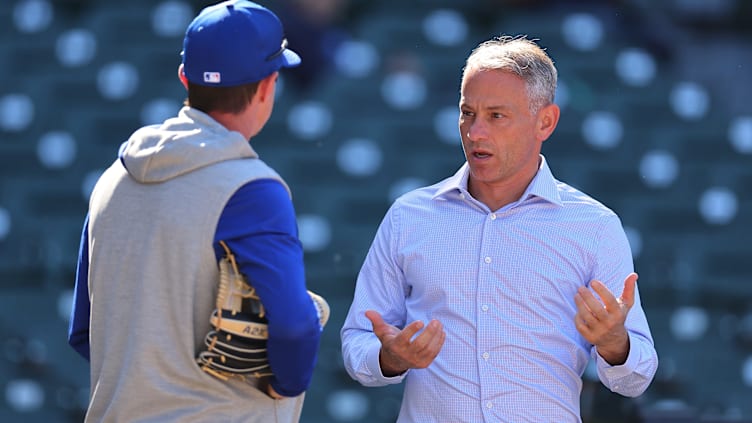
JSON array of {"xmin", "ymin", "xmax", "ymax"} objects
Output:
[{"xmin": 1, "ymin": 0, "xmax": 751, "ymax": 421}]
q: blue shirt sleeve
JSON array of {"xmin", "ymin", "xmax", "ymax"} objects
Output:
[
  {"xmin": 214, "ymin": 178, "xmax": 322, "ymax": 397},
  {"xmin": 68, "ymin": 214, "xmax": 91, "ymax": 361}
]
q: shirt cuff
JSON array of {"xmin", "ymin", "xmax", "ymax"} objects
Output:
[
  {"xmin": 595, "ymin": 333, "xmax": 640, "ymax": 379},
  {"xmin": 367, "ymin": 340, "xmax": 408, "ymax": 384}
]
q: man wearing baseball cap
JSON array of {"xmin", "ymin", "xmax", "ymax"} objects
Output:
[{"xmin": 68, "ymin": 1, "xmax": 323, "ymax": 421}]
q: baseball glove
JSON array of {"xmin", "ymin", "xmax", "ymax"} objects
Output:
[{"xmin": 197, "ymin": 240, "xmax": 330, "ymax": 383}]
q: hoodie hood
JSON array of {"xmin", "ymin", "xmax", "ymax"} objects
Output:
[{"xmin": 120, "ymin": 107, "xmax": 258, "ymax": 183}]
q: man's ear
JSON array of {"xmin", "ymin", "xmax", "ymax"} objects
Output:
[
  {"xmin": 537, "ymin": 103, "xmax": 560, "ymax": 143},
  {"xmin": 256, "ymin": 71, "xmax": 279, "ymax": 103},
  {"xmin": 178, "ymin": 64, "xmax": 189, "ymax": 90}
]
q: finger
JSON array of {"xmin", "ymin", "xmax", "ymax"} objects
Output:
[
  {"xmin": 573, "ymin": 290, "xmax": 590, "ymax": 316},
  {"xmin": 366, "ymin": 310, "xmax": 426, "ymax": 348},
  {"xmin": 396, "ymin": 320, "xmax": 426, "ymax": 344},
  {"xmin": 576, "ymin": 285, "xmax": 608, "ymax": 320},
  {"xmin": 408, "ymin": 320, "xmax": 443, "ymax": 351},
  {"xmin": 413, "ymin": 324, "xmax": 446, "ymax": 367},
  {"xmin": 589, "ymin": 280, "xmax": 621, "ymax": 313},
  {"xmin": 423, "ymin": 326, "xmax": 446, "ymax": 363},
  {"xmin": 619, "ymin": 273, "xmax": 638, "ymax": 309},
  {"xmin": 432, "ymin": 326, "xmax": 447, "ymax": 354},
  {"xmin": 574, "ymin": 312, "xmax": 593, "ymax": 338},
  {"xmin": 365, "ymin": 310, "xmax": 399, "ymax": 340},
  {"xmin": 574, "ymin": 295, "xmax": 600, "ymax": 336},
  {"xmin": 267, "ymin": 384, "xmax": 283, "ymax": 399},
  {"xmin": 365, "ymin": 310, "xmax": 384, "ymax": 332},
  {"xmin": 574, "ymin": 290, "xmax": 602, "ymax": 325}
]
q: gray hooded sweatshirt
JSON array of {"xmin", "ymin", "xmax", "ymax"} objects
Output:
[{"xmin": 85, "ymin": 107, "xmax": 304, "ymax": 422}]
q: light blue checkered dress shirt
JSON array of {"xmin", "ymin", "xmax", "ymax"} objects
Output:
[{"xmin": 341, "ymin": 156, "xmax": 658, "ymax": 423}]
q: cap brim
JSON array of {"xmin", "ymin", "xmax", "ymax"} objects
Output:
[{"xmin": 281, "ymin": 48, "xmax": 301, "ymax": 68}]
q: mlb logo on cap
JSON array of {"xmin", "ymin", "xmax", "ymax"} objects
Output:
[{"xmin": 203, "ymin": 72, "xmax": 221, "ymax": 83}]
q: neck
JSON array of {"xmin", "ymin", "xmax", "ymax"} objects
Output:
[
  {"xmin": 468, "ymin": 158, "xmax": 541, "ymax": 211},
  {"xmin": 209, "ymin": 108, "xmax": 258, "ymax": 140},
  {"xmin": 469, "ymin": 181, "xmax": 526, "ymax": 212}
]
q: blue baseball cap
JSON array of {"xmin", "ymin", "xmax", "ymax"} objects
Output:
[{"xmin": 181, "ymin": 0, "xmax": 301, "ymax": 87}]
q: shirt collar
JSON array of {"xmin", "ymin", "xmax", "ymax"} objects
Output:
[{"xmin": 433, "ymin": 155, "xmax": 563, "ymax": 207}]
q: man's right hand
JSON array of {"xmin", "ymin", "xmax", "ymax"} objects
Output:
[{"xmin": 365, "ymin": 310, "xmax": 445, "ymax": 377}]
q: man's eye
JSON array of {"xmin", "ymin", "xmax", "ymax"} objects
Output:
[
  {"xmin": 461, "ymin": 111, "xmax": 474, "ymax": 117},
  {"xmin": 492, "ymin": 113, "xmax": 504, "ymax": 119}
]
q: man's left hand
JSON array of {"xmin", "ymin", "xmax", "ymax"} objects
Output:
[{"xmin": 574, "ymin": 272, "xmax": 637, "ymax": 365}]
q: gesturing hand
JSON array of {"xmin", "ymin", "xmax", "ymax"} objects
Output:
[
  {"xmin": 365, "ymin": 310, "xmax": 446, "ymax": 377},
  {"xmin": 574, "ymin": 273, "xmax": 638, "ymax": 365}
]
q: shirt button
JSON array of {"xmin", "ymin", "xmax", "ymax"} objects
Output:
[
  {"xmin": 490, "ymin": 213, "xmax": 497, "ymax": 220},
  {"xmin": 484, "ymin": 257, "xmax": 491, "ymax": 264},
  {"xmin": 482, "ymin": 352, "xmax": 489, "ymax": 360},
  {"xmin": 459, "ymin": 193, "xmax": 466, "ymax": 199},
  {"xmin": 486, "ymin": 402, "xmax": 493, "ymax": 409},
  {"xmin": 481, "ymin": 305, "xmax": 489, "ymax": 312}
]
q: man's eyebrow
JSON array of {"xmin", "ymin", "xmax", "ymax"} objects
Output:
[
  {"xmin": 460, "ymin": 99, "xmax": 511, "ymax": 110},
  {"xmin": 460, "ymin": 104, "xmax": 511, "ymax": 111}
]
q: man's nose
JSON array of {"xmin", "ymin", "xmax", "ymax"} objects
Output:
[{"xmin": 466, "ymin": 119, "xmax": 487, "ymax": 141}]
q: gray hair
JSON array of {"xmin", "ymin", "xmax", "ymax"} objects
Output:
[{"xmin": 462, "ymin": 35, "xmax": 558, "ymax": 114}]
